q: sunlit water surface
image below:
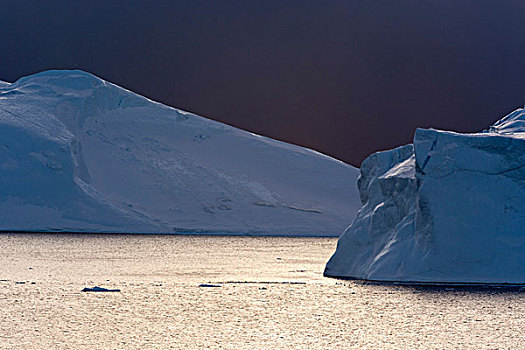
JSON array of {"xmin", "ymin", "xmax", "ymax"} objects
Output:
[{"xmin": 0, "ymin": 234, "xmax": 524, "ymax": 349}]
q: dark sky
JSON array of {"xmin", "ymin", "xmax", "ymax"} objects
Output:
[{"xmin": 2, "ymin": 0, "xmax": 525, "ymax": 166}]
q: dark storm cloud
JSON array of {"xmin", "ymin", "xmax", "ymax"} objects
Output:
[{"xmin": 2, "ymin": 0, "xmax": 525, "ymax": 166}]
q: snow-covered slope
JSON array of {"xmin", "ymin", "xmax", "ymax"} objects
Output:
[
  {"xmin": 0, "ymin": 70, "xmax": 360, "ymax": 235},
  {"xmin": 325, "ymin": 108, "xmax": 525, "ymax": 283}
]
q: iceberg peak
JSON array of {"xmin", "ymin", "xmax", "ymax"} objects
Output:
[
  {"xmin": 14, "ymin": 69, "xmax": 106, "ymax": 91},
  {"xmin": 488, "ymin": 108, "xmax": 525, "ymax": 135}
]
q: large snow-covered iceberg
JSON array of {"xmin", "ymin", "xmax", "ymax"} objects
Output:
[
  {"xmin": 325, "ymin": 109, "xmax": 525, "ymax": 283},
  {"xmin": 0, "ymin": 70, "xmax": 361, "ymax": 235}
]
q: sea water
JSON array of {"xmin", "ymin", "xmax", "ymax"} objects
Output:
[{"xmin": 0, "ymin": 234, "xmax": 523, "ymax": 349}]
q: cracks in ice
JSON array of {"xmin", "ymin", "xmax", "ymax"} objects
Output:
[
  {"xmin": 1, "ymin": 108, "xmax": 47, "ymax": 132},
  {"xmin": 418, "ymin": 133, "xmax": 438, "ymax": 175},
  {"xmin": 456, "ymin": 162, "xmax": 525, "ymax": 176},
  {"xmin": 421, "ymin": 160, "xmax": 525, "ymax": 180}
]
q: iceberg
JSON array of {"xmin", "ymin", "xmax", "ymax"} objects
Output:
[
  {"xmin": 325, "ymin": 109, "xmax": 525, "ymax": 284},
  {"xmin": 0, "ymin": 70, "xmax": 361, "ymax": 236}
]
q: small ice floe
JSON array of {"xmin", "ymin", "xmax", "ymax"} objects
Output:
[
  {"xmin": 198, "ymin": 284, "xmax": 221, "ymax": 288},
  {"xmin": 82, "ymin": 286, "xmax": 121, "ymax": 292}
]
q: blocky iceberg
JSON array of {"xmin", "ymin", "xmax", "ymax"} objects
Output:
[
  {"xmin": 325, "ymin": 109, "xmax": 525, "ymax": 283},
  {"xmin": 0, "ymin": 70, "xmax": 361, "ymax": 235}
]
